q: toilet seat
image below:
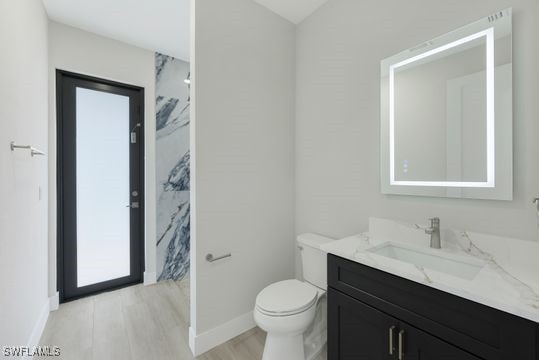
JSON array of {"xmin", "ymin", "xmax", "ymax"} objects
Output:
[{"xmin": 255, "ymin": 279, "xmax": 318, "ymax": 317}]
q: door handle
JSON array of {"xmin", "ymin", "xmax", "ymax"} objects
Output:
[
  {"xmin": 398, "ymin": 329, "xmax": 405, "ymax": 360},
  {"xmin": 126, "ymin": 202, "xmax": 140, "ymax": 209},
  {"xmin": 389, "ymin": 325, "xmax": 396, "ymax": 355}
]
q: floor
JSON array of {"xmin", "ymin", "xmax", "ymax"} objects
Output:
[{"xmin": 39, "ymin": 279, "xmax": 327, "ymax": 360}]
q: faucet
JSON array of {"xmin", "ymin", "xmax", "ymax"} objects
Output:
[{"xmin": 424, "ymin": 217, "xmax": 441, "ymax": 249}]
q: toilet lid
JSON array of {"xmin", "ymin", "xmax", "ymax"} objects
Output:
[{"xmin": 255, "ymin": 279, "xmax": 318, "ymax": 316}]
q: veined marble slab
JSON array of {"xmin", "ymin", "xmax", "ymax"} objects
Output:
[
  {"xmin": 155, "ymin": 53, "xmax": 191, "ymax": 281},
  {"xmin": 321, "ymin": 217, "xmax": 539, "ymax": 323}
]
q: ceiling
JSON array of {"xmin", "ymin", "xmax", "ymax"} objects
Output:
[
  {"xmin": 254, "ymin": 0, "xmax": 329, "ymax": 24},
  {"xmin": 41, "ymin": 0, "xmax": 328, "ymax": 62},
  {"xmin": 42, "ymin": 0, "xmax": 190, "ymax": 61}
]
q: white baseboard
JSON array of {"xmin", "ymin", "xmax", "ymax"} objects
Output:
[
  {"xmin": 24, "ymin": 300, "xmax": 50, "ymax": 358},
  {"xmin": 189, "ymin": 311, "xmax": 255, "ymax": 356},
  {"xmin": 144, "ymin": 271, "xmax": 157, "ymax": 285},
  {"xmin": 49, "ymin": 292, "xmax": 59, "ymax": 311},
  {"xmin": 188, "ymin": 327, "xmax": 196, "ymax": 354}
]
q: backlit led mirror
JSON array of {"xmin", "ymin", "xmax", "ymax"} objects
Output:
[{"xmin": 380, "ymin": 9, "xmax": 512, "ymax": 200}]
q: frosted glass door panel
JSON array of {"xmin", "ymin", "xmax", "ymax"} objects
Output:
[{"xmin": 76, "ymin": 87, "xmax": 130, "ymax": 287}]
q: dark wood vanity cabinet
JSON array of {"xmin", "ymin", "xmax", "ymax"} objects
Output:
[
  {"xmin": 327, "ymin": 254, "xmax": 539, "ymax": 360},
  {"xmin": 329, "ymin": 288, "xmax": 397, "ymax": 359},
  {"xmin": 329, "ymin": 289, "xmax": 481, "ymax": 359}
]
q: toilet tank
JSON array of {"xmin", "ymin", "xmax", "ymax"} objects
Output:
[{"xmin": 298, "ymin": 234, "xmax": 335, "ymax": 290}]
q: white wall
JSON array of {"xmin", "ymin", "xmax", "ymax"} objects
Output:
[
  {"xmin": 191, "ymin": 0, "xmax": 296, "ymax": 352},
  {"xmin": 296, "ymin": 0, "xmax": 539, "ymax": 244},
  {"xmin": 47, "ymin": 22, "xmax": 157, "ymax": 296},
  {"xmin": 0, "ymin": 0, "xmax": 50, "ymax": 348}
]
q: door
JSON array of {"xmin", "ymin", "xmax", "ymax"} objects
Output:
[
  {"xmin": 400, "ymin": 323, "xmax": 483, "ymax": 360},
  {"xmin": 328, "ymin": 288, "xmax": 484, "ymax": 360},
  {"xmin": 57, "ymin": 70, "xmax": 144, "ymax": 302},
  {"xmin": 328, "ymin": 288, "xmax": 398, "ymax": 360}
]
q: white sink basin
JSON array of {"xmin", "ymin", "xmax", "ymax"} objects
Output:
[{"xmin": 367, "ymin": 243, "xmax": 485, "ymax": 280}]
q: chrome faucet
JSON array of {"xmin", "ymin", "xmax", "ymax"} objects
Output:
[{"xmin": 424, "ymin": 217, "xmax": 441, "ymax": 249}]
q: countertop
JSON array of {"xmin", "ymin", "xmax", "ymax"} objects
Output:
[{"xmin": 320, "ymin": 218, "xmax": 539, "ymax": 323}]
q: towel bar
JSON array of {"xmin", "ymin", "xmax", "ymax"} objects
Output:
[{"xmin": 10, "ymin": 141, "xmax": 46, "ymax": 156}]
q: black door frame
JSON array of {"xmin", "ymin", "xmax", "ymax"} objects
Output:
[{"xmin": 56, "ymin": 70, "xmax": 145, "ymax": 302}]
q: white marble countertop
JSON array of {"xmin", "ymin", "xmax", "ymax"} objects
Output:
[{"xmin": 321, "ymin": 218, "xmax": 539, "ymax": 323}]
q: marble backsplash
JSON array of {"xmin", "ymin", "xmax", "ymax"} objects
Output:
[{"xmin": 155, "ymin": 53, "xmax": 190, "ymax": 281}]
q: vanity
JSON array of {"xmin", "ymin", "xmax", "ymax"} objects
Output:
[
  {"xmin": 323, "ymin": 218, "xmax": 539, "ymax": 360},
  {"xmin": 327, "ymin": 257, "xmax": 538, "ymax": 359}
]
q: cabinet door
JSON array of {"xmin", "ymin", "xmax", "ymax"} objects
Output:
[
  {"xmin": 328, "ymin": 288, "xmax": 398, "ymax": 360},
  {"xmin": 402, "ymin": 323, "xmax": 483, "ymax": 360}
]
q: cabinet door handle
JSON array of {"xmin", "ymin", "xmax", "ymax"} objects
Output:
[
  {"xmin": 398, "ymin": 329, "xmax": 405, "ymax": 360},
  {"xmin": 389, "ymin": 326, "xmax": 396, "ymax": 355}
]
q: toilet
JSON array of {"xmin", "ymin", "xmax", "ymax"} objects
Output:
[{"xmin": 254, "ymin": 234, "xmax": 333, "ymax": 360}]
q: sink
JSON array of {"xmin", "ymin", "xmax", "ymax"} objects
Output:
[{"xmin": 366, "ymin": 243, "xmax": 485, "ymax": 280}]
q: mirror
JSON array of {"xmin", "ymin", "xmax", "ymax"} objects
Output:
[{"xmin": 380, "ymin": 9, "xmax": 512, "ymax": 200}]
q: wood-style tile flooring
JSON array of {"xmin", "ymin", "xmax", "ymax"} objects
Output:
[{"xmin": 39, "ymin": 279, "xmax": 326, "ymax": 360}]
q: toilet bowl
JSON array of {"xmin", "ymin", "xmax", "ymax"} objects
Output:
[{"xmin": 254, "ymin": 234, "xmax": 334, "ymax": 360}]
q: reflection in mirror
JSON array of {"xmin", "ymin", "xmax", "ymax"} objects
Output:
[{"xmin": 380, "ymin": 9, "xmax": 512, "ymax": 200}]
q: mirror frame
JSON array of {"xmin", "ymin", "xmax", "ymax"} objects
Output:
[{"xmin": 380, "ymin": 8, "xmax": 512, "ymax": 200}]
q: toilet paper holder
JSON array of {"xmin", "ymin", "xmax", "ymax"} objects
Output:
[{"xmin": 206, "ymin": 253, "xmax": 232, "ymax": 263}]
